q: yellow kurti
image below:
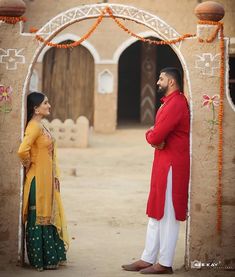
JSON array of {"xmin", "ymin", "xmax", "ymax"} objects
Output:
[{"xmin": 18, "ymin": 120, "xmax": 69, "ymax": 248}]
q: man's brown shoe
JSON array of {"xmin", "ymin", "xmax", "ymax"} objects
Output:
[
  {"xmin": 140, "ymin": 264, "xmax": 173, "ymax": 274},
  {"xmin": 122, "ymin": 260, "xmax": 152, "ymax": 271}
]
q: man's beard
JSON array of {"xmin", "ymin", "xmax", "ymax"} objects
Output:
[{"xmin": 157, "ymin": 85, "xmax": 168, "ymax": 97}]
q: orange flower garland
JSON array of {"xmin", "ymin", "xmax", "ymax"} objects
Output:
[
  {"xmin": 197, "ymin": 20, "xmax": 224, "ymax": 235},
  {"xmin": 197, "ymin": 20, "xmax": 223, "ymax": 43},
  {"xmin": 105, "ymin": 7, "xmax": 196, "ymax": 45},
  {"xmin": 29, "ymin": 27, "xmax": 39, "ymax": 33},
  {"xmin": 217, "ymin": 23, "xmax": 224, "ymax": 235},
  {"xmin": 34, "ymin": 7, "xmax": 196, "ymax": 48},
  {"xmin": 0, "ymin": 16, "xmax": 26, "ymax": 24},
  {"xmin": 35, "ymin": 8, "xmax": 106, "ymax": 49}
]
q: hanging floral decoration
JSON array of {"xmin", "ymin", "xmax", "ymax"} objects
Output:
[
  {"xmin": 29, "ymin": 27, "xmax": 39, "ymax": 33},
  {"xmin": 217, "ymin": 22, "xmax": 224, "ymax": 235},
  {"xmin": 0, "ymin": 85, "xmax": 13, "ymax": 113},
  {"xmin": 0, "ymin": 16, "xmax": 26, "ymax": 24},
  {"xmin": 33, "ymin": 8, "xmax": 107, "ymax": 48},
  {"xmin": 2, "ymin": 6, "xmax": 225, "ymax": 235},
  {"xmin": 105, "ymin": 7, "xmax": 196, "ymax": 44},
  {"xmin": 33, "ymin": 7, "xmax": 196, "ymax": 47},
  {"xmin": 198, "ymin": 20, "xmax": 223, "ymax": 43}
]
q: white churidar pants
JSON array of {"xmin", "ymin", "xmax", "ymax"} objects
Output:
[{"xmin": 141, "ymin": 167, "xmax": 180, "ymax": 267}]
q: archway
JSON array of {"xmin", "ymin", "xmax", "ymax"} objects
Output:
[
  {"xmin": 20, "ymin": 3, "xmax": 192, "ymax": 268},
  {"xmin": 118, "ymin": 37, "xmax": 183, "ymax": 126}
]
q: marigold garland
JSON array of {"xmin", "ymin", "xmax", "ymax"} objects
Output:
[
  {"xmin": 197, "ymin": 20, "xmax": 223, "ymax": 43},
  {"xmin": 0, "ymin": 16, "xmax": 26, "ymax": 24},
  {"xmin": 16, "ymin": 7, "xmax": 225, "ymax": 235},
  {"xmin": 217, "ymin": 23, "xmax": 224, "ymax": 235},
  {"xmin": 34, "ymin": 7, "xmax": 196, "ymax": 48},
  {"xmin": 197, "ymin": 20, "xmax": 224, "ymax": 235},
  {"xmin": 35, "ymin": 8, "xmax": 106, "ymax": 48},
  {"xmin": 198, "ymin": 24, "xmax": 220, "ymax": 43},
  {"xmin": 106, "ymin": 7, "xmax": 196, "ymax": 45},
  {"xmin": 29, "ymin": 27, "xmax": 39, "ymax": 33}
]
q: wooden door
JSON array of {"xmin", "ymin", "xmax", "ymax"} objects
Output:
[{"xmin": 42, "ymin": 42, "xmax": 94, "ymax": 124}]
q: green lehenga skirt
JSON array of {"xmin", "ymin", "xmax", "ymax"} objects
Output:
[{"xmin": 26, "ymin": 178, "xmax": 67, "ymax": 271}]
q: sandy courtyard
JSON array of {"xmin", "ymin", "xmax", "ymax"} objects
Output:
[
  {"xmin": 59, "ymin": 126, "xmax": 186, "ymax": 276},
  {"xmin": 1, "ymin": 127, "xmax": 233, "ymax": 277}
]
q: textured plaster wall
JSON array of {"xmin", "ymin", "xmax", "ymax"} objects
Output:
[
  {"xmin": 180, "ymin": 34, "xmax": 235, "ymax": 266},
  {"xmin": 0, "ymin": 24, "xmax": 36, "ymax": 264},
  {"xmin": 22, "ymin": 0, "xmax": 235, "ymax": 39},
  {"xmin": 94, "ymin": 64, "xmax": 117, "ymax": 132}
]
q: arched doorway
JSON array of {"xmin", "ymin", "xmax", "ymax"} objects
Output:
[
  {"xmin": 118, "ymin": 41, "xmax": 141, "ymax": 125},
  {"xmin": 42, "ymin": 41, "xmax": 95, "ymax": 124},
  {"xmin": 117, "ymin": 37, "xmax": 186, "ymax": 269},
  {"xmin": 118, "ymin": 38, "xmax": 183, "ymax": 126}
]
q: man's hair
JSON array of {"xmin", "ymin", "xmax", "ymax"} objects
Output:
[{"xmin": 160, "ymin": 67, "xmax": 183, "ymax": 90}]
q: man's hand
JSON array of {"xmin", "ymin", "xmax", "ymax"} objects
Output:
[
  {"xmin": 54, "ymin": 177, "xmax": 60, "ymax": 192},
  {"xmin": 151, "ymin": 141, "xmax": 165, "ymax": 150}
]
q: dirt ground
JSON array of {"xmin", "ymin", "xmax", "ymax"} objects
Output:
[{"xmin": 1, "ymin": 127, "xmax": 233, "ymax": 277}]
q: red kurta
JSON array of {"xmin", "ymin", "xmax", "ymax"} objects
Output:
[{"xmin": 145, "ymin": 90, "xmax": 190, "ymax": 221}]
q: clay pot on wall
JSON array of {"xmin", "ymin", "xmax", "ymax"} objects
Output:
[
  {"xmin": 194, "ymin": 1, "xmax": 225, "ymax": 22},
  {"xmin": 0, "ymin": 0, "xmax": 26, "ymax": 17}
]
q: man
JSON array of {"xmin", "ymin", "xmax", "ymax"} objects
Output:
[{"xmin": 122, "ymin": 67, "xmax": 190, "ymax": 274}]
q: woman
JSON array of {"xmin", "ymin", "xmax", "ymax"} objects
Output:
[{"xmin": 18, "ymin": 92, "xmax": 69, "ymax": 271}]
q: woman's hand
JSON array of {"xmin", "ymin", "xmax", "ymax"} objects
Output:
[
  {"xmin": 54, "ymin": 177, "xmax": 60, "ymax": 192},
  {"xmin": 151, "ymin": 141, "xmax": 165, "ymax": 150}
]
